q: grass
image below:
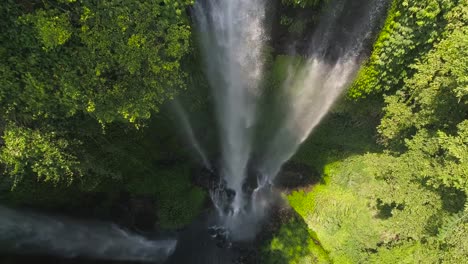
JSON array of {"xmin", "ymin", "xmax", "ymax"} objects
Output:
[{"xmin": 263, "ymin": 216, "xmax": 331, "ymax": 264}]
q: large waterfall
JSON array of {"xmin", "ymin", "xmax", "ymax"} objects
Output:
[
  {"xmin": 194, "ymin": 0, "xmax": 268, "ymax": 240},
  {"xmin": 192, "ymin": 0, "xmax": 388, "ymax": 240}
]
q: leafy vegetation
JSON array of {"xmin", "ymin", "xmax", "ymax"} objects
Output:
[
  {"xmin": 349, "ymin": 0, "xmax": 459, "ymax": 97},
  {"xmin": 0, "ymin": 0, "xmax": 202, "ymax": 231},
  {"xmin": 126, "ymin": 166, "xmax": 206, "ymax": 229}
]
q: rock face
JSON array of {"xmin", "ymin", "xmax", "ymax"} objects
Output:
[
  {"xmin": 191, "ymin": 166, "xmax": 219, "ymax": 191},
  {"xmin": 274, "ymin": 161, "xmax": 320, "ymax": 191}
]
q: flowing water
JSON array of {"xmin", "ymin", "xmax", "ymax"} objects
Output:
[
  {"xmin": 192, "ymin": 0, "xmax": 389, "ymax": 240},
  {"xmin": 194, "ymin": 0, "xmax": 268, "ymax": 239},
  {"xmin": 172, "ymin": 100, "xmax": 212, "ymax": 171},
  {"xmin": 258, "ymin": 0, "xmax": 388, "ymax": 182},
  {"xmin": 0, "ymin": 206, "xmax": 176, "ymax": 262}
]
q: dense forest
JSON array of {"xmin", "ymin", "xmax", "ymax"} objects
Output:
[{"xmin": 0, "ymin": 0, "xmax": 467, "ymax": 263}]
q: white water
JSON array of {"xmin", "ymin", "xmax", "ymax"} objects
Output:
[
  {"xmin": 258, "ymin": 0, "xmax": 388, "ymax": 185},
  {"xmin": 194, "ymin": 0, "xmax": 267, "ymax": 216},
  {"xmin": 0, "ymin": 206, "xmax": 176, "ymax": 262},
  {"xmin": 193, "ymin": 0, "xmax": 388, "ymax": 240}
]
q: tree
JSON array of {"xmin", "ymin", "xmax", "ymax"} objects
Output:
[
  {"xmin": 349, "ymin": 0, "xmax": 458, "ymax": 98},
  {"xmin": 378, "ymin": 2, "xmax": 468, "ymax": 145},
  {"xmin": 0, "ymin": 0, "xmax": 193, "ymax": 185},
  {"xmin": 0, "ymin": 124, "xmax": 80, "ymax": 185}
]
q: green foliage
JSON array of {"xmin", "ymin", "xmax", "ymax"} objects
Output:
[
  {"xmin": 292, "ymin": 3, "xmax": 468, "ymax": 261},
  {"xmin": 280, "ymin": 15, "xmax": 294, "ymax": 26},
  {"xmin": 158, "ymin": 185, "xmax": 205, "ymax": 229},
  {"xmin": 27, "ymin": 10, "xmax": 72, "ymax": 50},
  {"xmin": 288, "ymin": 152, "xmax": 467, "ymax": 263},
  {"xmin": 0, "ymin": 176, "xmax": 87, "ymax": 209},
  {"xmin": 0, "ymin": 124, "xmax": 81, "ymax": 185},
  {"xmin": 126, "ymin": 166, "xmax": 206, "ymax": 229},
  {"xmin": 368, "ymin": 242, "xmax": 440, "ymax": 264},
  {"xmin": 290, "ymin": 102, "xmax": 382, "ymax": 172},
  {"xmin": 288, "ymin": 160, "xmax": 385, "ymax": 263},
  {"xmin": 2, "ymin": 0, "xmax": 192, "ymax": 125},
  {"xmin": 349, "ymin": 0, "xmax": 458, "ymax": 97},
  {"xmin": 439, "ymin": 212, "xmax": 468, "ymax": 263},
  {"xmin": 378, "ymin": 3, "xmax": 468, "ymax": 145},
  {"xmin": 0, "ymin": 0, "xmax": 193, "ymax": 185},
  {"xmin": 76, "ymin": 0, "xmax": 192, "ymax": 123},
  {"xmin": 0, "ymin": 1, "xmax": 204, "ymax": 227},
  {"xmin": 288, "ymin": 19, "xmax": 308, "ymax": 35}
]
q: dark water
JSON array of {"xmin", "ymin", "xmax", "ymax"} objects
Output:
[
  {"xmin": 166, "ymin": 211, "xmax": 247, "ymax": 264},
  {"xmin": 0, "ymin": 210, "xmax": 256, "ymax": 264}
]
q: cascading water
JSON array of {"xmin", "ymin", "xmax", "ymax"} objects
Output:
[
  {"xmin": 191, "ymin": 0, "xmax": 389, "ymax": 241},
  {"xmin": 258, "ymin": 0, "xmax": 389, "ymax": 182},
  {"xmin": 194, "ymin": 0, "xmax": 267, "ymax": 239},
  {"xmin": 0, "ymin": 206, "xmax": 176, "ymax": 262},
  {"xmin": 172, "ymin": 100, "xmax": 212, "ymax": 171}
]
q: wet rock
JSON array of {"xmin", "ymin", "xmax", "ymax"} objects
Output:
[
  {"xmin": 190, "ymin": 165, "xmax": 219, "ymax": 190},
  {"xmin": 274, "ymin": 161, "xmax": 320, "ymax": 191}
]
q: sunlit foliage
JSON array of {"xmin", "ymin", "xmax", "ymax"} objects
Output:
[
  {"xmin": 0, "ymin": 0, "xmax": 192, "ymax": 184},
  {"xmin": 349, "ymin": 0, "xmax": 459, "ymax": 97}
]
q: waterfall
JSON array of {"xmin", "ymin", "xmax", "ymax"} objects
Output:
[
  {"xmin": 193, "ymin": 0, "xmax": 388, "ymax": 240},
  {"xmin": 194, "ymin": 0, "xmax": 267, "ymax": 228},
  {"xmin": 258, "ymin": 0, "xmax": 388, "ymax": 181},
  {"xmin": 172, "ymin": 100, "xmax": 212, "ymax": 171}
]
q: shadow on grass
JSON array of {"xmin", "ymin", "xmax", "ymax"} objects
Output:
[
  {"xmin": 292, "ymin": 111, "xmax": 383, "ymax": 179},
  {"xmin": 262, "ymin": 212, "xmax": 330, "ymax": 264}
]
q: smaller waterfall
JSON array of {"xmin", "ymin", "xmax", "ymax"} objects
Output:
[
  {"xmin": 172, "ymin": 100, "xmax": 212, "ymax": 171},
  {"xmin": 258, "ymin": 0, "xmax": 389, "ymax": 184},
  {"xmin": 0, "ymin": 206, "xmax": 176, "ymax": 262}
]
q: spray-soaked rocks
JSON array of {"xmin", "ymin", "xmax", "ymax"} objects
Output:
[
  {"xmin": 273, "ymin": 161, "xmax": 320, "ymax": 192},
  {"xmin": 190, "ymin": 165, "xmax": 219, "ymax": 191}
]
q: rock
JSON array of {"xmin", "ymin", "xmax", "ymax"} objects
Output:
[{"xmin": 274, "ymin": 161, "xmax": 320, "ymax": 191}]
